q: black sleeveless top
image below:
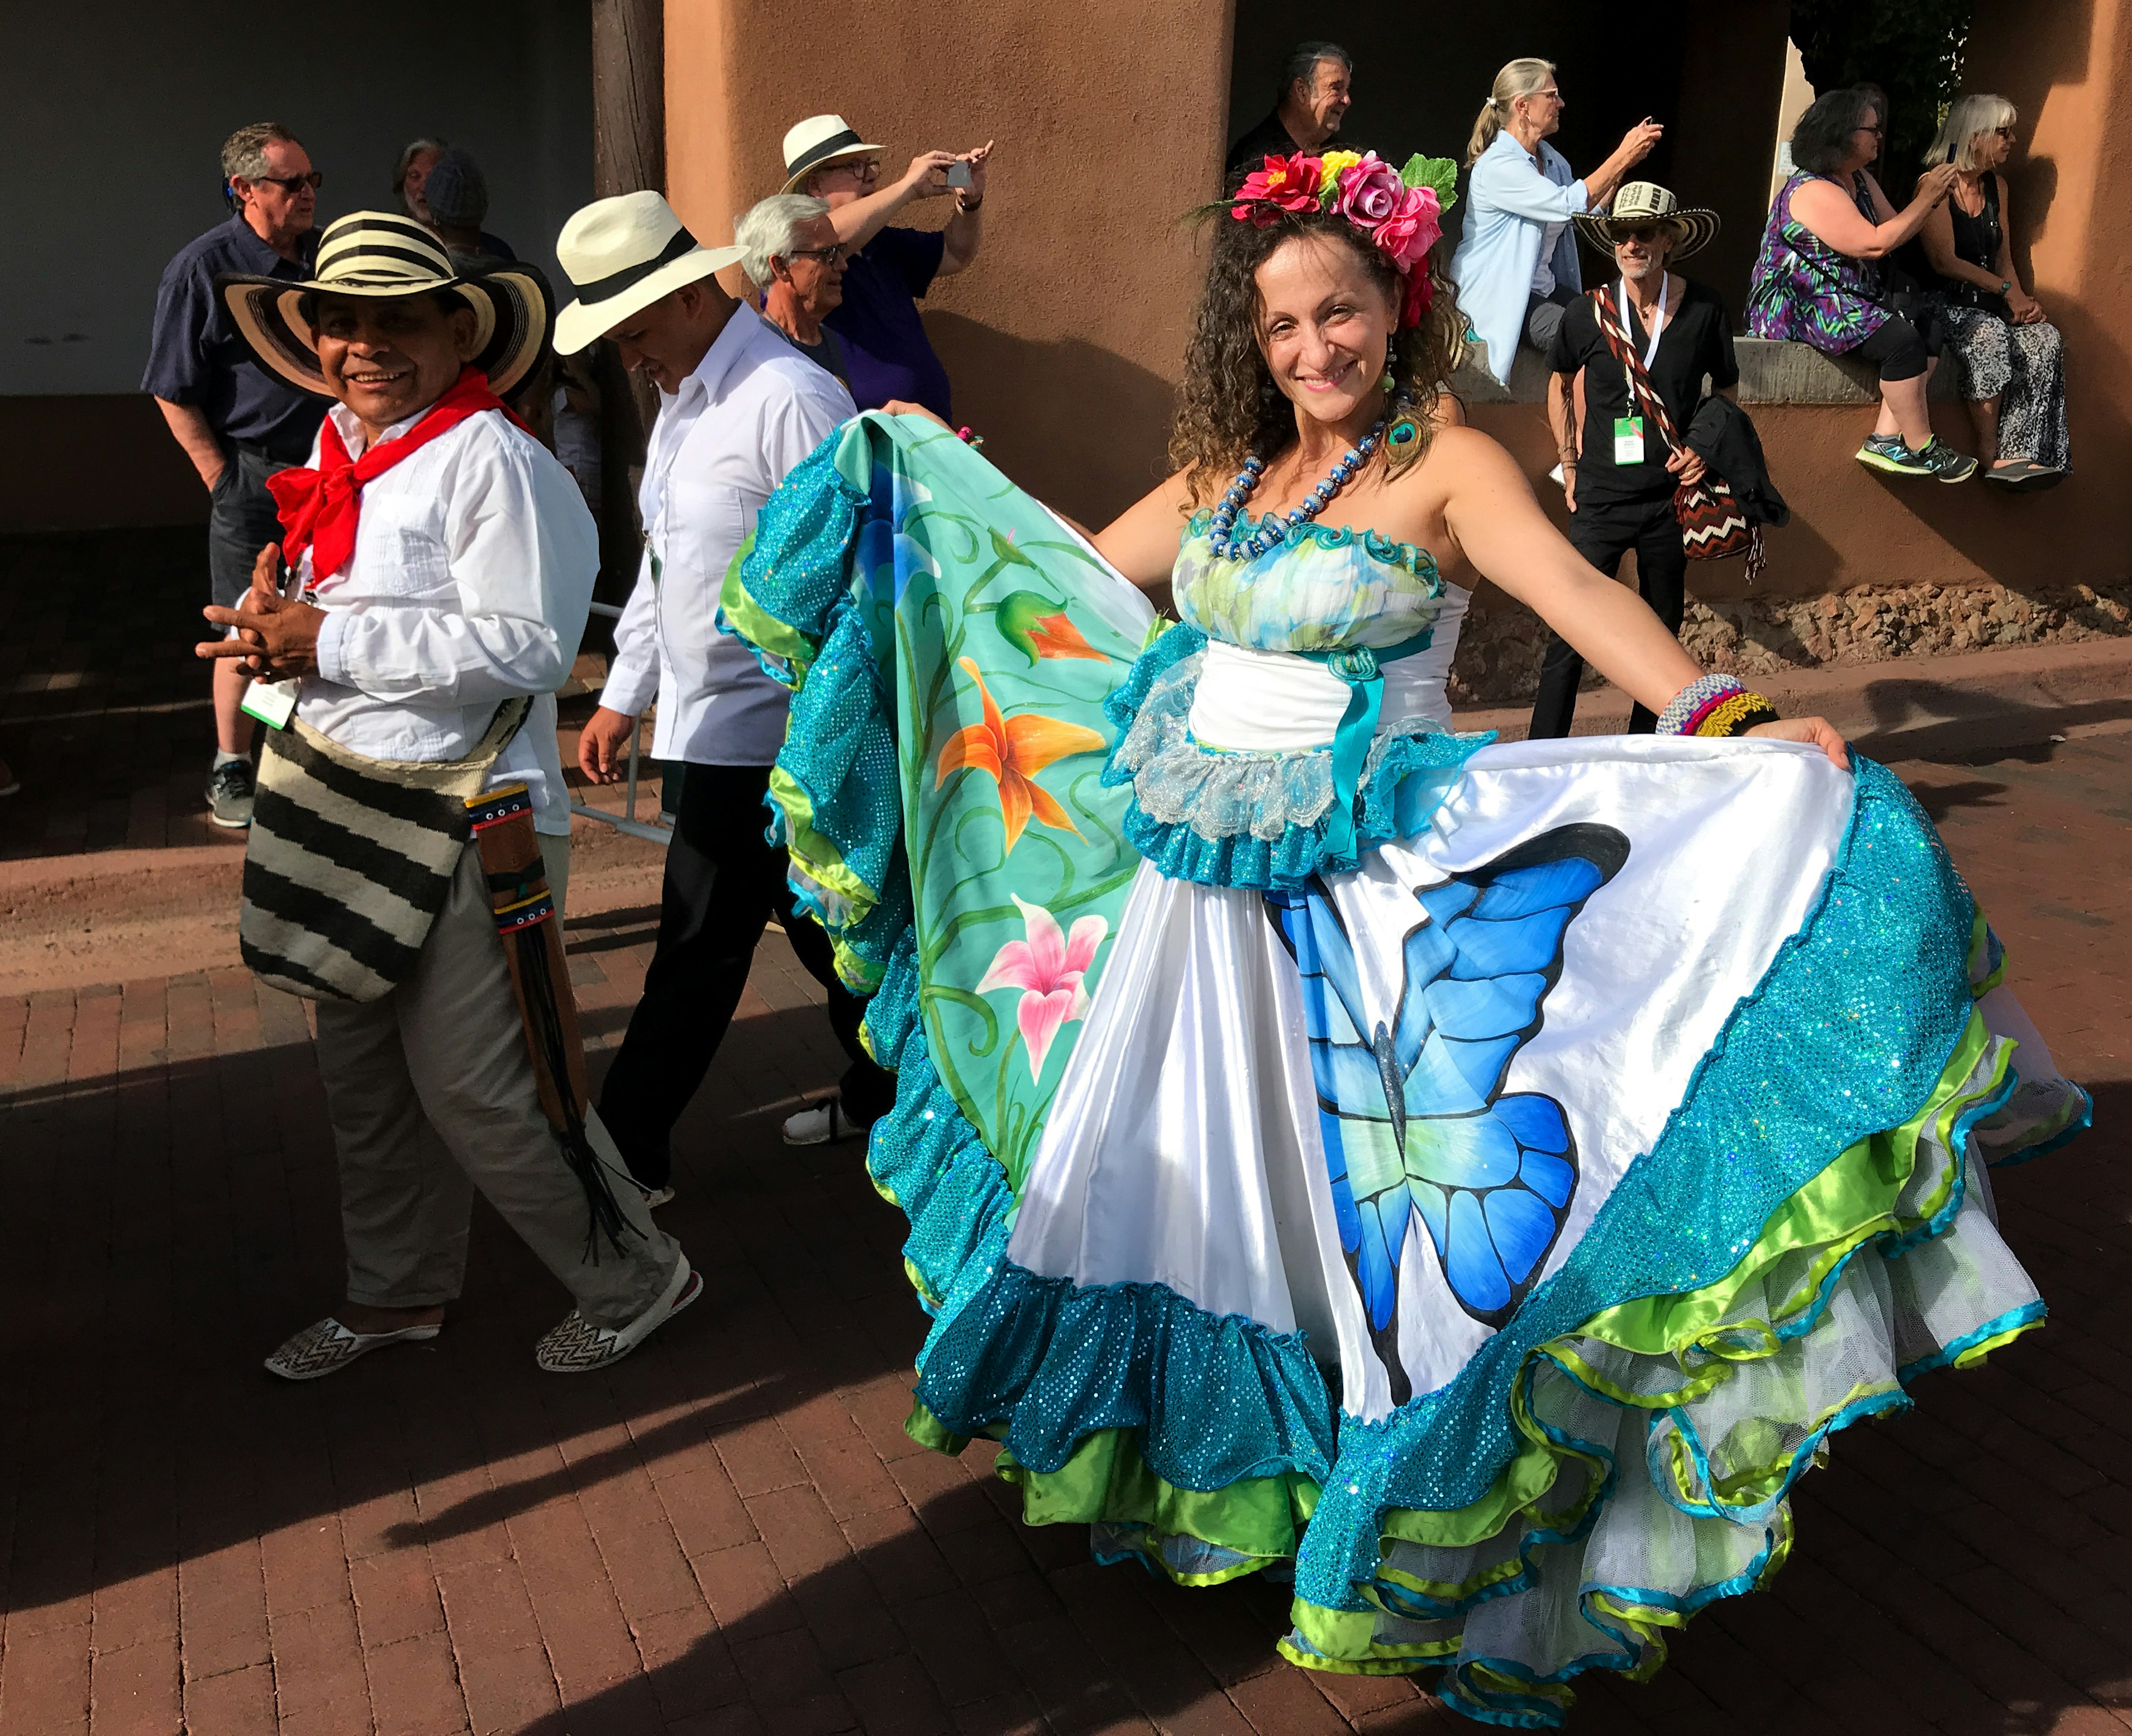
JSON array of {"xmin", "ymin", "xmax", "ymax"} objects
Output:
[{"xmin": 1940, "ymin": 173, "xmax": 2007, "ymax": 312}]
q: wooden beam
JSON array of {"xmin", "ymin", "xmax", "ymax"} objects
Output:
[
  {"xmin": 590, "ymin": 0, "xmax": 664, "ymax": 196},
  {"xmin": 586, "ymin": 0, "xmax": 663, "ymax": 600}
]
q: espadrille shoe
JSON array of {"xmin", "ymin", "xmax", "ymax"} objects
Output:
[
  {"xmin": 535, "ymin": 1254, "xmax": 701, "ymax": 1374},
  {"xmin": 263, "ymin": 1316, "xmax": 440, "ymax": 1381}
]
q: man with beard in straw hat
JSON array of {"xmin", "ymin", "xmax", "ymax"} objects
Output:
[
  {"xmin": 1530, "ymin": 180, "xmax": 1738, "ymax": 739},
  {"xmin": 555, "ymin": 190, "xmax": 898, "ymax": 1196},
  {"xmin": 203, "ymin": 210, "xmax": 698, "ymax": 1380}
]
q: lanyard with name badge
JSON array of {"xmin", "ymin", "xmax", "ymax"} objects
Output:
[
  {"xmin": 1612, "ymin": 276, "xmax": 1668, "ymax": 466},
  {"xmin": 238, "ymin": 559, "xmax": 316, "ymax": 731}
]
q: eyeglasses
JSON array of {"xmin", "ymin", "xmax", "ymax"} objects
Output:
[
  {"xmin": 1856, "ymin": 123, "xmax": 1884, "ymax": 137},
  {"xmin": 786, "ymin": 244, "xmax": 849, "ymax": 265},
  {"xmin": 247, "ymin": 171, "xmax": 323, "ymax": 193},
  {"xmin": 1994, "ymin": 125, "xmax": 2018, "ymax": 138},
  {"xmin": 818, "ymin": 159, "xmax": 880, "ymax": 185}
]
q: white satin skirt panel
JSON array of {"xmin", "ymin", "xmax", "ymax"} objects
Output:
[{"xmin": 1007, "ymin": 734, "xmax": 1863, "ymax": 1423}]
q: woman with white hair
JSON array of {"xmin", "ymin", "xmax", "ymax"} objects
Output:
[
  {"xmin": 1449, "ymin": 58, "xmax": 1664, "ymax": 385},
  {"xmin": 1917, "ymin": 94, "xmax": 2069, "ymax": 489}
]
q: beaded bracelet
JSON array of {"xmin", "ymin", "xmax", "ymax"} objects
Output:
[{"xmin": 1656, "ymin": 672, "xmax": 1781, "ymax": 738}]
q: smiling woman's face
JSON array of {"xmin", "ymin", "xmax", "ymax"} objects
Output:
[
  {"xmin": 1253, "ymin": 232, "xmax": 1396, "ymax": 429},
  {"xmin": 312, "ymin": 293, "xmax": 477, "ymax": 440}
]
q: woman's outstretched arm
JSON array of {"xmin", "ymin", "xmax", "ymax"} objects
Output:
[
  {"xmin": 1431, "ymin": 427, "xmax": 1847, "ymax": 765},
  {"xmin": 1092, "ymin": 470, "xmax": 1198, "ymax": 592}
]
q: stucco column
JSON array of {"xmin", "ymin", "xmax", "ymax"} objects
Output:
[
  {"xmin": 664, "ymin": 0, "xmax": 1237, "ymax": 522},
  {"xmin": 1964, "ymin": 0, "xmax": 2132, "ymax": 524}
]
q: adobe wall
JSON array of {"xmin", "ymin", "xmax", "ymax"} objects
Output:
[{"xmin": 664, "ymin": 0, "xmax": 1235, "ymax": 529}]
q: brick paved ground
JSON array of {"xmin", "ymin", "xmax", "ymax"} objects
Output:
[{"xmin": 0, "ymin": 729, "xmax": 2125, "ymax": 1736}]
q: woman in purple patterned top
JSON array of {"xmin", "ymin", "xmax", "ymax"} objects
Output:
[{"xmin": 1748, "ymin": 88, "xmax": 1975, "ymax": 482}]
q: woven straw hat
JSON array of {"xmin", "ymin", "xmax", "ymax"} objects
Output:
[
  {"xmin": 551, "ymin": 192, "xmax": 743, "ymax": 355},
  {"xmin": 779, "ymin": 113, "xmax": 883, "ymax": 194},
  {"xmin": 1574, "ymin": 182, "xmax": 1721, "ymax": 261},
  {"xmin": 217, "ymin": 210, "xmax": 551, "ymax": 399}
]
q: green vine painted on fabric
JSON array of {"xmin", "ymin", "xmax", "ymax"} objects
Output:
[{"xmin": 854, "ymin": 422, "xmax": 1153, "ymax": 1199}]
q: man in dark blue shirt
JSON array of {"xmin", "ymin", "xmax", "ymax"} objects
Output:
[
  {"xmin": 778, "ymin": 114, "xmax": 991, "ymax": 421},
  {"xmin": 143, "ymin": 122, "xmax": 326, "ymax": 828}
]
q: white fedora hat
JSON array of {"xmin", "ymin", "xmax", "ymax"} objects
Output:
[
  {"xmin": 552, "ymin": 191, "xmax": 744, "ymax": 355},
  {"xmin": 780, "ymin": 113, "xmax": 883, "ymax": 195},
  {"xmin": 217, "ymin": 210, "xmax": 552, "ymax": 399}
]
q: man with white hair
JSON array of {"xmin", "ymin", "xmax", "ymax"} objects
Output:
[
  {"xmin": 558, "ymin": 192, "xmax": 884, "ymax": 1196},
  {"xmin": 145, "ymin": 122, "xmax": 327, "ymax": 829},
  {"xmin": 736, "ymin": 193, "xmax": 852, "ymax": 389}
]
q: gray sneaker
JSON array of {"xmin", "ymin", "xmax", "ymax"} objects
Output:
[
  {"xmin": 1916, "ymin": 438, "xmax": 1980, "ymax": 484},
  {"xmin": 207, "ymin": 758, "xmax": 255, "ymax": 828}
]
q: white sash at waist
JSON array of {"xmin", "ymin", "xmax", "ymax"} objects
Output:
[{"xmin": 1187, "ymin": 638, "xmax": 1457, "ymax": 752}]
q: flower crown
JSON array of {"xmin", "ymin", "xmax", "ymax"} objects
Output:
[{"xmin": 1229, "ymin": 150, "xmax": 1459, "ymax": 329}]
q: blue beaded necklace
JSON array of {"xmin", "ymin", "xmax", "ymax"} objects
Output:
[{"xmin": 1205, "ymin": 413, "xmax": 1389, "ymax": 562}]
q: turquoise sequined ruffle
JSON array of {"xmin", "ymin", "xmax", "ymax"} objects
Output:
[{"xmin": 1098, "ymin": 624, "xmax": 1494, "ymax": 891}]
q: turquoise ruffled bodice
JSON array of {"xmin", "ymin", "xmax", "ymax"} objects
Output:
[
  {"xmin": 1103, "ymin": 513, "xmax": 1492, "ymax": 890},
  {"xmin": 1171, "ymin": 510, "xmax": 1448, "ymax": 653}
]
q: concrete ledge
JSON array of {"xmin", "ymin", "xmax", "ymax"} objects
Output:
[{"xmin": 1454, "ymin": 335, "xmax": 1954, "ymax": 406}]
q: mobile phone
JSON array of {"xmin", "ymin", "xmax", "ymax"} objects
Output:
[{"xmin": 946, "ymin": 162, "xmax": 973, "ymax": 190}]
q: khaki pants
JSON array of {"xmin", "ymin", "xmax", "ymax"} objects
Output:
[{"xmin": 315, "ymin": 837, "xmax": 680, "ymax": 1329}]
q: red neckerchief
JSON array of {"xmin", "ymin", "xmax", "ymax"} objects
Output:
[{"xmin": 269, "ymin": 366, "xmax": 531, "ymax": 583}]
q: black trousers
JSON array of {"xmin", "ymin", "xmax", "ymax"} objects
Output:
[
  {"xmin": 596, "ymin": 762, "xmax": 897, "ymax": 1189},
  {"xmin": 1528, "ymin": 492, "xmax": 1688, "ymax": 739}
]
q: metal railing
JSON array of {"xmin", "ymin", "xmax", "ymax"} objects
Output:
[{"xmin": 568, "ymin": 601, "xmax": 671, "ymax": 846}]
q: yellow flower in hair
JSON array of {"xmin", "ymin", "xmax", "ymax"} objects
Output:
[{"xmin": 1318, "ymin": 150, "xmax": 1362, "ymax": 195}]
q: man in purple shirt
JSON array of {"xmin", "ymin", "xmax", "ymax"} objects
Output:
[{"xmin": 778, "ymin": 113, "xmax": 994, "ymax": 421}]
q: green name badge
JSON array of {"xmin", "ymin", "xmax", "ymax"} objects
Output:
[{"xmin": 1613, "ymin": 415, "xmax": 1646, "ymax": 465}]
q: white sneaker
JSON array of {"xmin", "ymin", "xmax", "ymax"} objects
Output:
[
  {"xmin": 534, "ymin": 1252, "xmax": 701, "ymax": 1373},
  {"xmin": 782, "ymin": 1099, "xmax": 869, "ymax": 1146}
]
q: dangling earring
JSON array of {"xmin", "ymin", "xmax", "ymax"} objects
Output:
[{"xmin": 1379, "ymin": 338, "xmax": 1397, "ymax": 395}]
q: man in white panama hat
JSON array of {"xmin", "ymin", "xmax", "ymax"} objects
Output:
[
  {"xmin": 554, "ymin": 190, "xmax": 893, "ymax": 1195},
  {"xmin": 779, "ymin": 113, "xmax": 993, "ymax": 420},
  {"xmin": 1531, "ymin": 182, "xmax": 1737, "ymax": 740},
  {"xmin": 200, "ymin": 210, "xmax": 698, "ymax": 1381}
]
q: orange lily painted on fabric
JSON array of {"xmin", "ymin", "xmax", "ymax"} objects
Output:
[
  {"xmin": 994, "ymin": 590, "xmax": 1111, "ymax": 667},
  {"xmin": 933, "ymin": 658, "xmax": 1106, "ymax": 854}
]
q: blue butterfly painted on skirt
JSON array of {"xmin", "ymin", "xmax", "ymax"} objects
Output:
[{"xmin": 1266, "ymin": 823, "xmax": 1629, "ymax": 1406}]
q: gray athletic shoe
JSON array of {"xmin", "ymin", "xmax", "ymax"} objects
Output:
[
  {"xmin": 207, "ymin": 758, "xmax": 255, "ymax": 828},
  {"xmin": 1916, "ymin": 438, "xmax": 1980, "ymax": 484}
]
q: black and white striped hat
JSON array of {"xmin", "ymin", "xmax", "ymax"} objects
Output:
[{"xmin": 217, "ymin": 210, "xmax": 552, "ymax": 399}]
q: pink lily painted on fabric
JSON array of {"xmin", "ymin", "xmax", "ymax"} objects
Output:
[{"xmin": 974, "ymin": 895, "xmax": 1109, "ymax": 1083}]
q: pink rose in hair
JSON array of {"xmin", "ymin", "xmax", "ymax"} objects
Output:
[
  {"xmin": 1333, "ymin": 153, "xmax": 1405, "ymax": 226},
  {"xmin": 1372, "ymin": 185, "xmax": 1442, "ymax": 271},
  {"xmin": 1231, "ymin": 153, "xmax": 1325, "ymax": 225}
]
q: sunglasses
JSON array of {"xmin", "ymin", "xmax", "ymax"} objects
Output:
[{"xmin": 248, "ymin": 171, "xmax": 323, "ymax": 193}]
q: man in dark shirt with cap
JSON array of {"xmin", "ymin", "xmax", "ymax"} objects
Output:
[{"xmin": 143, "ymin": 122, "xmax": 326, "ymax": 828}]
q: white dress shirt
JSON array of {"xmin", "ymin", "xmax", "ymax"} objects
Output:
[
  {"xmin": 294, "ymin": 401, "xmax": 599, "ymax": 836},
  {"xmin": 599, "ymin": 306, "xmax": 855, "ymax": 766}
]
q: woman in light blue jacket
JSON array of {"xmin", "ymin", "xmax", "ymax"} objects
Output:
[{"xmin": 1450, "ymin": 58, "xmax": 1664, "ymax": 384}]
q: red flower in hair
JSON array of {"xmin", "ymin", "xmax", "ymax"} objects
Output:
[
  {"xmin": 1232, "ymin": 153, "xmax": 1325, "ymax": 226},
  {"xmin": 1400, "ymin": 264, "xmax": 1434, "ymax": 330}
]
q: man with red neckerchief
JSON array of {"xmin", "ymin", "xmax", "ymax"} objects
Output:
[{"xmin": 202, "ymin": 212, "xmax": 699, "ymax": 1382}]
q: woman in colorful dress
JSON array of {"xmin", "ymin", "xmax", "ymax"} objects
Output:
[
  {"xmin": 1749, "ymin": 87, "xmax": 1977, "ymax": 482},
  {"xmin": 721, "ymin": 148, "xmax": 2087, "ymax": 1724}
]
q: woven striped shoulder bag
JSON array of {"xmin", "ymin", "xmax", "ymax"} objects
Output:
[
  {"xmin": 239, "ymin": 698, "xmax": 530, "ymax": 1001},
  {"xmin": 1588, "ymin": 286, "xmax": 1763, "ymax": 581}
]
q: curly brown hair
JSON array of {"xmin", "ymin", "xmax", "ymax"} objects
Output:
[{"xmin": 1169, "ymin": 208, "xmax": 1464, "ymax": 505}]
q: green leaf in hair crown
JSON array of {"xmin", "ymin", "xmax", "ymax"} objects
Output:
[{"xmin": 1400, "ymin": 154, "xmax": 1460, "ymax": 214}]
